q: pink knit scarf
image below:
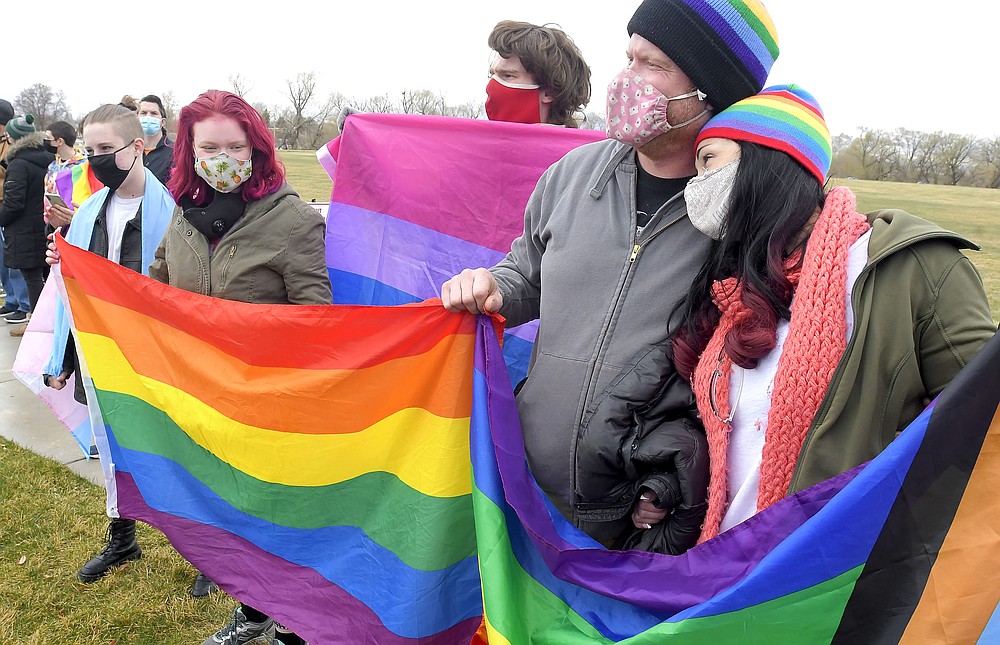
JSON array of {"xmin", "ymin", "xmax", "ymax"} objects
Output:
[{"xmin": 693, "ymin": 186, "xmax": 871, "ymax": 543}]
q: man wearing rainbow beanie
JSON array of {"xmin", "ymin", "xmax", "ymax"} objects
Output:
[{"xmin": 443, "ymin": 0, "xmax": 781, "ymax": 541}]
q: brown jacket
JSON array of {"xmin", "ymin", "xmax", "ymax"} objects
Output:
[{"xmin": 149, "ymin": 182, "xmax": 331, "ymax": 305}]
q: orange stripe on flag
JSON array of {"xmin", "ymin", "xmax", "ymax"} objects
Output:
[{"xmin": 899, "ymin": 403, "xmax": 1000, "ymax": 644}]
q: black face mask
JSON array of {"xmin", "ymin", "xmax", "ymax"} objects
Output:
[
  {"xmin": 42, "ymin": 139, "xmax": 58, "ymax": 154},
  {"xmin": 88, "ymin": 142, "xmax": 137, "ymax": 192}
]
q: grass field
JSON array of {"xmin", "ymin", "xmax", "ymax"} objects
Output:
[
  {"xmin": 278, "ymin": 150, "xmax": 333, "ymax": 204},
  {"xmin": 1, "ymin": 158, "xmax": 996, "ymax": 642}
]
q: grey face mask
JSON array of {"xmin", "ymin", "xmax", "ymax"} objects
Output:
[{"xmin": 684, "ymin": 157, "xmax": 740, "ymax": 239}]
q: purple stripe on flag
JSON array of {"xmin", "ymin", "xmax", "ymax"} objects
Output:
[
  {"xmin": 326, "ymin": 202, "xmax": 537, "ymax": 343},
  {"xmin": 115, "ymin": 473, "xmax": 481, "ymax": 645},
  {"xmin": 477, "ymin": 317, "xmax": 860, "ymax": 613}
]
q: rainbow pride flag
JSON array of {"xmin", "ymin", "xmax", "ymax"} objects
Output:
[
  {"xmin": 53, "ymin": 237, "xmax": 483, "ymax": 643},
  {"xmin": 319, "ymin": 113, "xmax": 605, "ymax": 385},
  {"xmin": 473, "ymin": 322, "xmax": 1000, "ymax": 643},
  {"xmin": 54, "ymin": 160, "xmax": 103, "ymax": 208},
  {"xmin": 54, "ymin": 232, "xmax": 1000, "ymax": 644}
]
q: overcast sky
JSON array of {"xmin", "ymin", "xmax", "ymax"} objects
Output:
[{"xmin": 6, "ymin": 0, "xmax": 999, "ymax": 138}]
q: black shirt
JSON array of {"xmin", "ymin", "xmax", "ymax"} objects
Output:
[{"xmin": 635, "ymin": 160, "xmax": 689, "ymax": 232}]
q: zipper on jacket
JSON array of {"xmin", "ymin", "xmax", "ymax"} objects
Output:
[
  {"xmin": 569, "ymin": 170, "xmax": 687, "ymax": 505},
  {"xmin": 219, "ymin": 244, "xmax": 237, "ymax": 294}
]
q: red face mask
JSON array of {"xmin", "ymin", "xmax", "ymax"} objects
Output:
[{"xmin": 485, "ymin": 76, "xmax": 542, "ymax": 124}]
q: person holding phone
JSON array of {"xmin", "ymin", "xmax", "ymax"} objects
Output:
[{"xmin": 43, "ymin": 121, "xmax": 87, "ymax": 229}]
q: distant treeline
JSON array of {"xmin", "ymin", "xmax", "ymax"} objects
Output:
[{"xmin": 831, "ymin": 128, "xmax": 1000, "ymax": 189}]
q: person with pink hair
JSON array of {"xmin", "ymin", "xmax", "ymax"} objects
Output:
[{"xmin": 149, "ymin": 89, "xmax": 331, "ymax": 645}]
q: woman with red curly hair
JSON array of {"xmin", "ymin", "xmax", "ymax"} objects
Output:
[
  {"xmin": 150, "ymin": 89, "xmax": 330, "ymax": 645},
  {"xmin": 670, "ymin": 85, "xmax": 994, "ymax": 544}
]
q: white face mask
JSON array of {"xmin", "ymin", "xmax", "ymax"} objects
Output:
[
  {"xmin": 684, "ymin": 157, "xmax": 740, "ymax": 239},
  {"xmin": 194, "ymin": 152, "xmax": 253, "ymax": 193}
]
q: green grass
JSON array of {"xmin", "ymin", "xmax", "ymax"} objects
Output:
[
  {"xmin": 279, "ymin": 150, "xmax": 333, "ymax": 203},
  {"xmin": 0, "ymin": 441, "xmax": 232, "ymax": 643},
  {"xmin": 834, "ymin": 178, "xmax": 1000, "ymax": 317}
]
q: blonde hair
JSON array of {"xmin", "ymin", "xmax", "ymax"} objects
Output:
[{"xmin": 82, "ymin": 104, "xmax": 143, "ymax": 144}]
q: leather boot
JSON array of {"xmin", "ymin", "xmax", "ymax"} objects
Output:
[
  {"xmin": 77, "ymin": 518, "xmax": 142, "ymax": 583},
  {"xmin": 190, "ymin": 571, "xmax": 219, "ymax": 598}
]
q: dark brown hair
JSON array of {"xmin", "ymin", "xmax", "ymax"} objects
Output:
[{"xmin": 488, "ymin": 21, "xmax": 591, "ymax": 127}]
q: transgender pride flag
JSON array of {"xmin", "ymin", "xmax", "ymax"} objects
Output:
[{"xmin": 318, "ymin": 113, "xmax": 604, "ymax": 384}]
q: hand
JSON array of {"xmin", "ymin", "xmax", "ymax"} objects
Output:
[
  {"xmin": 440, "ymin": 268, "xmax": 503, "ymax": 314},
  {"xmin": 632, "ymin": 488, "xmax": 669, "ymax": 530},
  {"xmin": 337, "ymin": 106, "xmax": 361, "ymax": 133},
  {"xmin": 47, "ymin": 203, "xmax": 75, "ymax": 228},
  {"xmin": 45, "ymin": 231, "xmax": 61, "ymax": 266},
  {"xmin": 45, "ymin": 372, "xmax": 70, "ymax": 391}
]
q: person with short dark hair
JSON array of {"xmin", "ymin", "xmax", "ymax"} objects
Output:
[
  {"xmin": 485, "ymin": 20, "xmax": 591, "ymax": 127},
  {"xmin": 138, "ymin": 94, "xmax": 174, "ymax": 185},
  {"xmin": 43, "ymin": 120, "xmax": 87, "ymax": 229}
]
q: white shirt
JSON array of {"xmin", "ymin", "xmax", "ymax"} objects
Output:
[
  {"xmin": 719, "ymin": 230, "xmax": 872, "ymax": 532},
  {"xmin": 105, "ymin": 194, "xmax": 143, "ymax": 263}
]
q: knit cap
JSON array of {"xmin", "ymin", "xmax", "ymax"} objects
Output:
[
  {"xmin": 0, "ymin": 99, "xmax": 13, "ymax": 127},
  {"xmin": 6, "ymin": 114, "xmax": 36, "ymax": 140},
  {"xmin": 696, "ymin": 84, "xmax": 831, "ymax": 184},
  {"xmin": 627, "ymin": 0, "xmax": 779, "ymax": 111}
]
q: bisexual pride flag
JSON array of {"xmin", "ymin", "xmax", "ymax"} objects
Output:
[{"xmin": 319, "ymin": 113, "xmax": 604, "ymax": 385}]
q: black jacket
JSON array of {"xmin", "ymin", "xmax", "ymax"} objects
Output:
[
  {"xmin": 0, "ymin": 133, "xmax": 53, "ymax": 269},
  {"xmin": 574, "ymin": 342, "xmax": 709, "ymax": 554},
  {"xmin": 143, "ymin": 134, "xmax": 174, "ymax": 187},
  {"xmin": 60, "ymin": 191, "xmax": 145, "ymax": 403}
]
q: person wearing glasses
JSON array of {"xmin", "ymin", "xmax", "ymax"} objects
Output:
[{"xmin": 669, "ymin": 85, "xmax": 995, "ymax": 543}]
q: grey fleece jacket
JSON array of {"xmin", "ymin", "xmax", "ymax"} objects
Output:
[{"xmin": 491, "ymin": 138, "xmax": 712, "ymax": 517}]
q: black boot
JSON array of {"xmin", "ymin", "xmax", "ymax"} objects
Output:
[
  {"xmin": 190, "ymin": 571, "xmax": 219, "ymax": 598},
  {"xmin": 77, "ymin": 518, "xmax": 142, "ymax": 583}
]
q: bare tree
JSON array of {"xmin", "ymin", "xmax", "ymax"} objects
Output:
[
  {"xmin": 357, "ymin": 94, "xmax": 396, "ymax": 114},
  {"xmin": 935, "ymin": 133, "xmax": 976, "ymax": 186},
  {"xmin": 14, "ymin": 83, "xmax": 72, "ymax": 127},
  {"xmin": 580, "ymin": 110, "xmax": 607, "ymax": 132},
  {"xmin": 284, "ymin": 72, "xmax": 320, "ymax": 148},
  {"xmin": 973, "ymin": 136, "xmax": 1000, "ymax": 189},
  {"xmin": 308, "ymin": 92, "xmax": 351, "ymax": 148},
  {"xmin": 855, "ymin": 128, "xmax": 896, "ymax": 181},
  {"xmin": 400, "ymin": 89, "xmax": 446, "ymax": 116},
  {"xmin": 230, "ymin": 74, "xmax": 253, "ymax": 99}
]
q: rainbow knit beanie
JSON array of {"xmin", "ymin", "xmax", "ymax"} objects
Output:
[
  {"xmin": 627, "ymin": 0, "xmax": 780, "ymax": 111},
  {"xmin": 696, "ymin": 84, "xmax": 832, "ymax": 184}
]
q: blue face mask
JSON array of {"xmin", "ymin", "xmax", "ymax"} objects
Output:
[{"xmin": 139, "ymin": 116, "xmax": 162, "ymax": 136}]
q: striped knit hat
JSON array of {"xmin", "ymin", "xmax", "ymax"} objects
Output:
[
  {"xmin": 627, "ymin": 0, "xmax": 779, "ymax": 111},
  {"xmin": 696, "ymin": 84, "xmax": 831, "ymax": 184}
]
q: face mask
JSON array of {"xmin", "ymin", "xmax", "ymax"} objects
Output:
[
  {"xmin": 194, "ymin": 152, "xmax": 253, "ymax": 193},
  {"xmin": 139, "ymin": 116, "xmax": 162, "ymax": 136},
  {"xmin": 485, "ymin": 76, "xmax": 542, "ymax": 124},
  {"xmin": 606, "ymin": 68, "xmax": 709, "ymax": 147},
  {"xmin": 684, "ymin": 157, "xmax": 740, "ymax": 239},
  {"xmin": 88, "ymin": 141, "xmax": 138, "ymax": 192},
  {"xmin": 42, "ymin": 139, "xmax": 58, "ymax": 154}
]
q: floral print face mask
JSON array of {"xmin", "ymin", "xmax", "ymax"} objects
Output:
[{"xmin": 194, "ymin": 152, "xmax": 253, "ymax": 193}]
